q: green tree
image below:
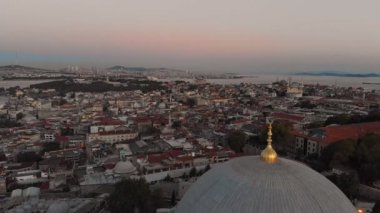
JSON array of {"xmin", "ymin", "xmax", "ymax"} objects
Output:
[
  {"xmin": 358, "ymin": 164, "xmax": 379, "ymax": 184},
  {"xmin": 305, "ymin": 121, "xmax": 324, "ymax": 129},
  {"xmin": 163, "ymin": 174, "xmax": 173, "ymax": 182},
  {"xmin": 272, "ymin": 123, "xmax": 294, "ymax": 154},
  {"xmin": 0, "ymin": 119, "xmax": 21, "ymax": 128},
  {"xmin": 373, "ymin": 201, "xmax": 380, "ymax": 213},
  {"xmin": 103, "ymin": 102, "xmax": 110, "ymax": 112},
  {"xmin": 17, "ymin": 152, "xmax": 42, "ymax": 163},
  {"xmin": 0, "ymin": 152, "xmax": 7, "ymax": 161},
  {"xmin": 143, "ymin": 126, "xmax": 160, "ymax": 135},
  {"xmin": 227, "ymin": 130, "xmax": 247, "ymax": 153},
  {"xmin": 204, "ymin": 164, "xmax": 211, "ymax": 173},
  {"xmin": 320, "ymin": 139, "xmax": 356, "ymax": 169},
  {"xmin": 325, "ymin": 114, "xmax": 352, "ymax": 125},
  {"xmin": 353, "ymin": 133, "xmax": 380, "ymax": 182},
  {"xmin": 189, "ymin": 167, "xmax": 197, "ymax": 177},
  {"xmin": 16, "ymin": 112, "xmax": 24, "ymax": 121},
  {"xmin": 150, "ymin": 188, "xmax": 164, "ymax": 211},
  {"xmin": 108, "ymin": 178, "xmax": 162, "ymax": 213},
  {"xmin": 60, "ymin": 127, "xmax": 74, "ymax": 136},
  {"xmin": 186, "ymin": 98, "xmax": 196, "ymax": 108},
  {"xmin": 172, "ymin": 120, "xmax": 181, "ymax": 129},
  {"xmin": 327, "ymin": 173, "xmax": 359, "ymax": 200},
  {"xmin": 295, "ymin": 100, "xmax": 316, "ymax": 109},
  {"xmin": 41, "ymin": 142, "xmax": 60, "ymax": 155},
  {"xmin": 170, "ymin": 190, "xmax": 177, "ymax": 207}
]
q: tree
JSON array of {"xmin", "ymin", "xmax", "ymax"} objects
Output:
[
  {"xmin": 172, "ymin": 120, "xmax": 181, "ymax": 129},
  {"xmin": 227, "ymin": 130, "xmax": 247, "ymax": 153},
  {"xmin": 61, "ymin": 127, "xmax": 74, "ymax": 136},
  {"xmin": 325, "ymin": 114, "xmax": 352, "ymax": 125},
  {"xmin": 142, "ymin": 126, "xmax": 160, "ymax": 136},
  {"xmin": 16, "ymin": 112, "xmax": 24, "ymax": 121},
  {"xmin": 271, "ymin": 123, "xmax": 294, "ymax": 154},
  {"xmin": 327, "ymin": 172, "xmax": 359, "ymax": 200},
  {"xmin": 295, "ymin": 100, "xmax": 316, "ymax": 109},
  {"xmin": 17, "ymin": 152, "xmax": 42, "ymax": 163},
  {"xmin": 189, "ymin": 167, "xmax": 197, "ymax": 177},
  {"xmin": 186, "ymin": 98, "xmax": 196, "ymax": 108},
  {"xmin": 170, "ymin": 190, "xmax": 177, "ymax": 207},
  {"xmin": 163, "ymin": 174, "xmax": 173, "ymax": 182},
  {"xmin": 41, "ymin": 142, "xmax": 60, "ymax": 155},
  {"xmin": 257, "ymin": 123, "xmax": 294, "ymax": 154},
  {"xmin": 305, "ymin": 121, "xmax": 324, "ymax": 129},
  {"xmin": 204, "ymin": 164, "xmax": 211, "ymax": 173},
  {"xmin": 320, "ymin": 139, "xmax": 357, "ymax": 169},
  {"xmin": 103, "ymin": 102, "xmax": 110, "ymax": 112},
  {"xmin": 373, "ymin": 201, "xmax": 380, "ymax": 213},
  {"xmin": 150, "ymin": 188, "xmax": 164, "ymax": 211},
  {"xmin": 0, "ymin": 118, "xmax": 21, "ymax": 128},
  {"xmin": 0, "ymin": 152, "xmax": 7, "ymax": 161},
  {"xmin": 358, "ymin": 164, "xmax": 379, "ymax": 184},
  {"xmin": 108, "ymin": 178, "xmax": 162, "ymax": 213},
  {"xmin": 353, "ymin": 134, "xmax": 380, "ymax": 182}
]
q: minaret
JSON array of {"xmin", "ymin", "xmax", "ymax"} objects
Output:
[{"xmin": 260, "ymin": 121, "xmax": 278, "ymax": 163}]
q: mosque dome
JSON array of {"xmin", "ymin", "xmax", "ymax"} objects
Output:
[
  {"xmin": 22, "ymin": 187, "xmax": 40, "ymax": 199},
  {"xmin": 11, "ymin": 189, "xmax": 23, "ymax": 198},
  {"xmin": 158, "ymin": 102, "xmax": 166, "ymax": 109},
  {"xmin": 176, "ymin": 123, "xmax": 356, "ymax": 213},
  {"xmin": 176, "ymin": 156, "xmax": 356, "ymax": 213},
  {"xmin": 113, "ymin": 160, "xmax": 136, "ymax": 174},
  {"xmin": 47, "ymin": 201, "xmax": 70, "ymax": 213}
]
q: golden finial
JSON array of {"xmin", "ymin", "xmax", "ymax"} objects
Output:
[{"xmin": 261, "ymin": 121, "xmax": 278, "ymax": 163}]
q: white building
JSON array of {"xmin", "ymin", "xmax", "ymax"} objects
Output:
[{"xmin": 87, "ymin": 130, "xmax": 138, "ymax": 144}]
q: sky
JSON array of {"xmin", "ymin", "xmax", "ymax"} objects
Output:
[{"xmin": 0, "ymin": 0, "xmax": 380, "ymax": 73}]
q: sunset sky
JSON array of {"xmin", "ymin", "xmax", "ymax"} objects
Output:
[{"xmin": 1, "ymin": 0, "xmax": 379, "ymax": 73}]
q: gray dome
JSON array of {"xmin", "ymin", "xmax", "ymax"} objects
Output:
[
  {"xmin": 176, "ymin": 156, "xmax": 356, "ymax": 213},
  {"xmin": 23, "ymin": 187, "xmax": 40, "ymax": 199},
  {"xmin": 113, "ymin": 161, "xmax": 136, "ymax": 174},
  {"xmin": 11, "ymin": 189, "xmax": 23, "ymax": 198}
]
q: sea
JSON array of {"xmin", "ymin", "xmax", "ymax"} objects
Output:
[
  {"xmin": 162, "ymin": 75, "xmax": 380, "ymax": 91},
  {"xmin": 0, "ymin": 79, "xmax": 56, "ymax": 89},
  {"xmin": 1, "ymin": 75, "xmax": 380, "ymax": 90}
]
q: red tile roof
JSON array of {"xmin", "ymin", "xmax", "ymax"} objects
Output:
[
  {"xmin": 95, "ymin": 117, "xmax": 125, "ymax": 126},
  {"xmin": 168, "ymin": 150, "xmax": 183, "ymax": 158},
  {"xmin": 320, "ymin": 122, "xmax": 380, "ymax": 145},
  {"xmin": 134, "ymin": 117, "xmax": 152, "ymax": 124},
  {"xmin": 176, "ymin": 155, "xmax": 193, "ymax": 162},
  {"xmin": 55, "ymin": 134, "xmax": 69, "ymax": 143},
  {"xmin": 272, "ymin": 112, "xmax": 305, "ymax": 122},
  {"xmin": 147, "ymin": 153, "xmax": 170, "ymax": 164},
  {"xmin": 296, "ymin": 122, "xmax": 380, "ymax": 146}
]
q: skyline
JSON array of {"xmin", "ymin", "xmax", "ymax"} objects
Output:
[{"xmin": 1, "ymin": 0, "xmax": 380, "ymax": 73}]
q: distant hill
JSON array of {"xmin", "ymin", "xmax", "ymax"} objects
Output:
[
  {"xmin": 0, "ymin": 65, "xmax": 53, "ymax": 72},
  {"xmin": 294, "ymin": 71, "xmax": 380, "ymax": 78},
  {"xmin": 107, "ymin": 66, "xmax": 183, "ymax": 72}
]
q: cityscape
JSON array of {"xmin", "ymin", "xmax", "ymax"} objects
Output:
[{"xmin": 1, "ymin": 1, "xmax": 380, "ymax": 213}]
